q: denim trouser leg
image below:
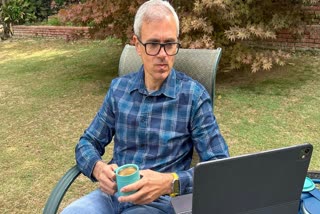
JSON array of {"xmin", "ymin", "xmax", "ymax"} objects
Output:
[
  {"xmin": 122, "ymin": 195, "xmax": 175, "ymax": 214},
  {"xmin": 61, "ymin": 189, "xmax": 118, "ymax": 214},
  {"xmin": 61, "ymin": 189, "xmax": 175, "ymax": 214}
]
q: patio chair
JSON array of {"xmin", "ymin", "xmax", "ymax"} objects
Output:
[{"xmin": 43, "ymin": 44, "xmax": 223, "ymax": 214}]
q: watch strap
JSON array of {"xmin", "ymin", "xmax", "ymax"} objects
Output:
[{"xmin": 170, "ymin": 172, "xmax": 179, "ymax": 197}]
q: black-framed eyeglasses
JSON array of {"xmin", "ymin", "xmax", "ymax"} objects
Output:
[{"xmin": 137, "ymin": 37, "xmax": 181, "ymax": 56}]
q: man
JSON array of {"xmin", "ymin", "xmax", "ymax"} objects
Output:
[{"xmin": 62, "ymin": 0, "xmax": 229, "ymax": 213}]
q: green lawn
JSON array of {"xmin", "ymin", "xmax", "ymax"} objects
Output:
[
  {"xmin": 215, "ymin": 53, "xmax": 320, "ymax": 163},
  {"xmin": 0, "ymin": 38, "xmax": 319, "ymax": 213}
]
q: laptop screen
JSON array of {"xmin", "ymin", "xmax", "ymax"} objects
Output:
[{"xmin": 172, "ymin": 143, "xmax": 313, "ymax": 214}]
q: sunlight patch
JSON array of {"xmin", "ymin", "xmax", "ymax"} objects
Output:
[{"xmin": 0, "ymin": 49, "xmax": 72, "ymax": 65}]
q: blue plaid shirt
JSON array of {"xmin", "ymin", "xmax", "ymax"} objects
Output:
[{"xmin": 76, "ymin": 66, "xmax": 229, "ymax": 195}]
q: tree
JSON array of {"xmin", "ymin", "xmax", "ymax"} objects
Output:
[
  {"xmin": 0, "ymin": 0, "xmax": 12, "ymax": 40},
  {"xmin": 58, "ymin": 0, "xmax": 144, "ymax": 40},
  {"xmin": 0, "ymin": 0, "xmax": 37, "ymax": 40},
  {"xmin": 0, "ymin": 0, "xmax": 52, "ymax": 40},
  {"xmin": 58, "ymin": 0, "xmax": 320, "ymax": 72}
]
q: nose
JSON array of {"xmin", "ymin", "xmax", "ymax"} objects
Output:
[{"xmin": 157, "ymin": 45, "xmax": 167, "ymax": 57}]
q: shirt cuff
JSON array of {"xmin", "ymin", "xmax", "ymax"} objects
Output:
[{"xmin": 176, "ymin": 169, "xmax": 194, "ymax": 195}]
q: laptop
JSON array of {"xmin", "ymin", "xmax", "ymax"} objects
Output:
[{"xmin": 171, "ymin": 143, "xmax": 313, "ymax": 214}]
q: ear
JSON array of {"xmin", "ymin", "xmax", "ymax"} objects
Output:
[{"xmin": 133, "ymin": 35, "xmax": 142, "ymax": 56}]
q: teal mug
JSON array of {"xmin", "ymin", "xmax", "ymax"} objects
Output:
[{"xmin": 115, "ymin": 164, "xmax": 140, "ymax": 196}]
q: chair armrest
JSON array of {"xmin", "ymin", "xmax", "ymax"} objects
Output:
[{"xmin": 43, "ymin": 165, "xmax": 81, "ymax": 214}]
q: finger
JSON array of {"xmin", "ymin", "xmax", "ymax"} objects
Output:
[
  {"xmin": 104, "ymin": 165, "xmax": 117, "ymax": 180},
  {"xmin": 118, "ymin": 180, "xmax": 148, "ymax": 203},
  {"xmin": 100, "ymin": 183, "xmax": 114, "ymax": 194},
  {"xmin": 110, "ymin": 164, "xmax": 118, "ymax": 171},
  {"xmin": 118, "ymin": 190, "xmax": 151, "ymax": 205},
  {"xmin": 127, "ymin": 193, "xmax": 149, "ymax": 205},
  {"xmin": 99, "ymin": 172, "xmax": 117, "ymax": 191},
  {"xmin": 133, "ymin": 196, "xmax": 152, "ymax": 205},
  {"xmin": 118, "ymin": 191, "xmax": 140, "ymax": 203},
  {"xmin": 103, "ymin": 179, "xmax": 117, "ymax": 191},
  {"xmin": 101, "ymin": 185, "xmax": 117, "ymax": 195},
  {"xmin": 120, "ymin": 179, "xmax": 144, "ymax": 193},
  {"xmin": 139, "ymin": 169, "xmax": 148, "ymax": 177},
  {"xmin": 100, "ymin": 180, "xmax": 117, "ymax": 195}
]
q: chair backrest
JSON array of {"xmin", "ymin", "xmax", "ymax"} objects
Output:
[{"xmin": 119, "ymin": 44, "xmax": 222, "ymax": 111}]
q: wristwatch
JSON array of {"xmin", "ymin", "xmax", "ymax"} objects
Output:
[{"xmin": 170, "ymin": 172, "xmax": 180, "ymax": 197}]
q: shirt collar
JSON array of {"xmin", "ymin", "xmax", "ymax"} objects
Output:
[{"xmin": 128, "ymin": 65, "xmax": 177, "ymax": 99}]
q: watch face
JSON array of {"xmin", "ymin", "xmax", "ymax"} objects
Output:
[{"xmin": 173, "ymin": 179, "xmax": 180, "ymax": 194}]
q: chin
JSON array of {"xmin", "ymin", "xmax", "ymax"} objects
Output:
[{"xmin": 154, "ymin": 71, "xmax": 170, "ymax": 80}]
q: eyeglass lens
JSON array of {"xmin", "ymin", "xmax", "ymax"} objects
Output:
[{"xmin": 146, "ymin": 43, "xmax": 179, "ymax": 56}]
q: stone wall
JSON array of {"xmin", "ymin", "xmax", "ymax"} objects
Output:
[
  {"xmin": 262, "ymin": 4, "xmax": 320, "ymax": 50},
  {"xmin": 13, "ymin": 25, "xmax": 90, "ymax": 40},
  {"xmin": 253, "ymin": 25, "xmax": 320, "ymax": 51}
]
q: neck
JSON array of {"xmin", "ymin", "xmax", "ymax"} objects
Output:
[{"xmin": 144, "ymin": 73, "xmax": 165, "ymax": 91}]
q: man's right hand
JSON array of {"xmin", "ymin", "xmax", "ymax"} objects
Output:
[{"xmin": 93, "ymin": 160, "xmax": 118, "ymax": 195}]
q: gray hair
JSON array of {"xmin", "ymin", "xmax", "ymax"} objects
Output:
[{"xmin": 134, "ymin": 0, "xmax": 180, "ymax": 38}]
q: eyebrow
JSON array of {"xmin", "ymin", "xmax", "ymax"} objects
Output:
[{"xmin": 145, "ymin": 38, "xmax": 178, "ymax": 43}]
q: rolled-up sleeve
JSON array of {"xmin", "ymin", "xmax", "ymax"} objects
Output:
[
  {"xmin": 75, "ymin": 85, "xmax": 115, "ymax": 181},
  {"xmin": 177, "ymin": 90, "xmax": 229, "ymax": 194}
]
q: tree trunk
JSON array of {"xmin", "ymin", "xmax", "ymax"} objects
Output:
[
  {"xmin": 1, "ymin": 0, "xmax": 13, "ymax": 40},
  {"xmin": 2, "ymin": 0, "xmax": 10, "ymax": 5}
]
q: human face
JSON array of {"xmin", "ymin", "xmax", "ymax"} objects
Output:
[{"xmin": 134, "ymin": 14, "xmax": 178, "ymax": 90}]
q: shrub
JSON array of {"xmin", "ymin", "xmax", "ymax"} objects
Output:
[
  {"xmin": 0, "ymin": 0, "xmax": 37, "ymax": 25},
  {"xmin": 29, "ymin": 0, "xmax": 50, "ymax": 21},
  {"xmin": 57, "ymin": 0, "xmax": 320, "ymax": 72},
  {"xmin": 50, "ymin": 0, "xmax": 84, "ymax": 15},
  {"xmin": 0, "ymin": 0, "xmax": 53, "ymax": 39},
  {"xmin": 58, "ymin": 0, "xmax": 143, "ymax": 40}
]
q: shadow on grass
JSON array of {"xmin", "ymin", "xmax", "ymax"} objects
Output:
[
  {"xmin": 1, "ymin": 40, "xmax": 122, "ymax": 98},
  {"xmin": 216, "ymin": 54, "xmax": 320, "ymax": 97}
]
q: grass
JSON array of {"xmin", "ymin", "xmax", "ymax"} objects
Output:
[
  {"xmin": 0, "ymin": 38, "xmax": 122, "ymax": 213},
  {"xmin": 215, "ymin": 54, "xmax": 320, "ymax": 166},
  {"xmin": 0, "ymin": 38, "xmax": 319, "ymax": 213}
]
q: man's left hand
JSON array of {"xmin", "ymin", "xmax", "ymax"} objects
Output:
[{"xmin": 117, "ymin": 169, "xmax": 174, "ymax": 204}]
